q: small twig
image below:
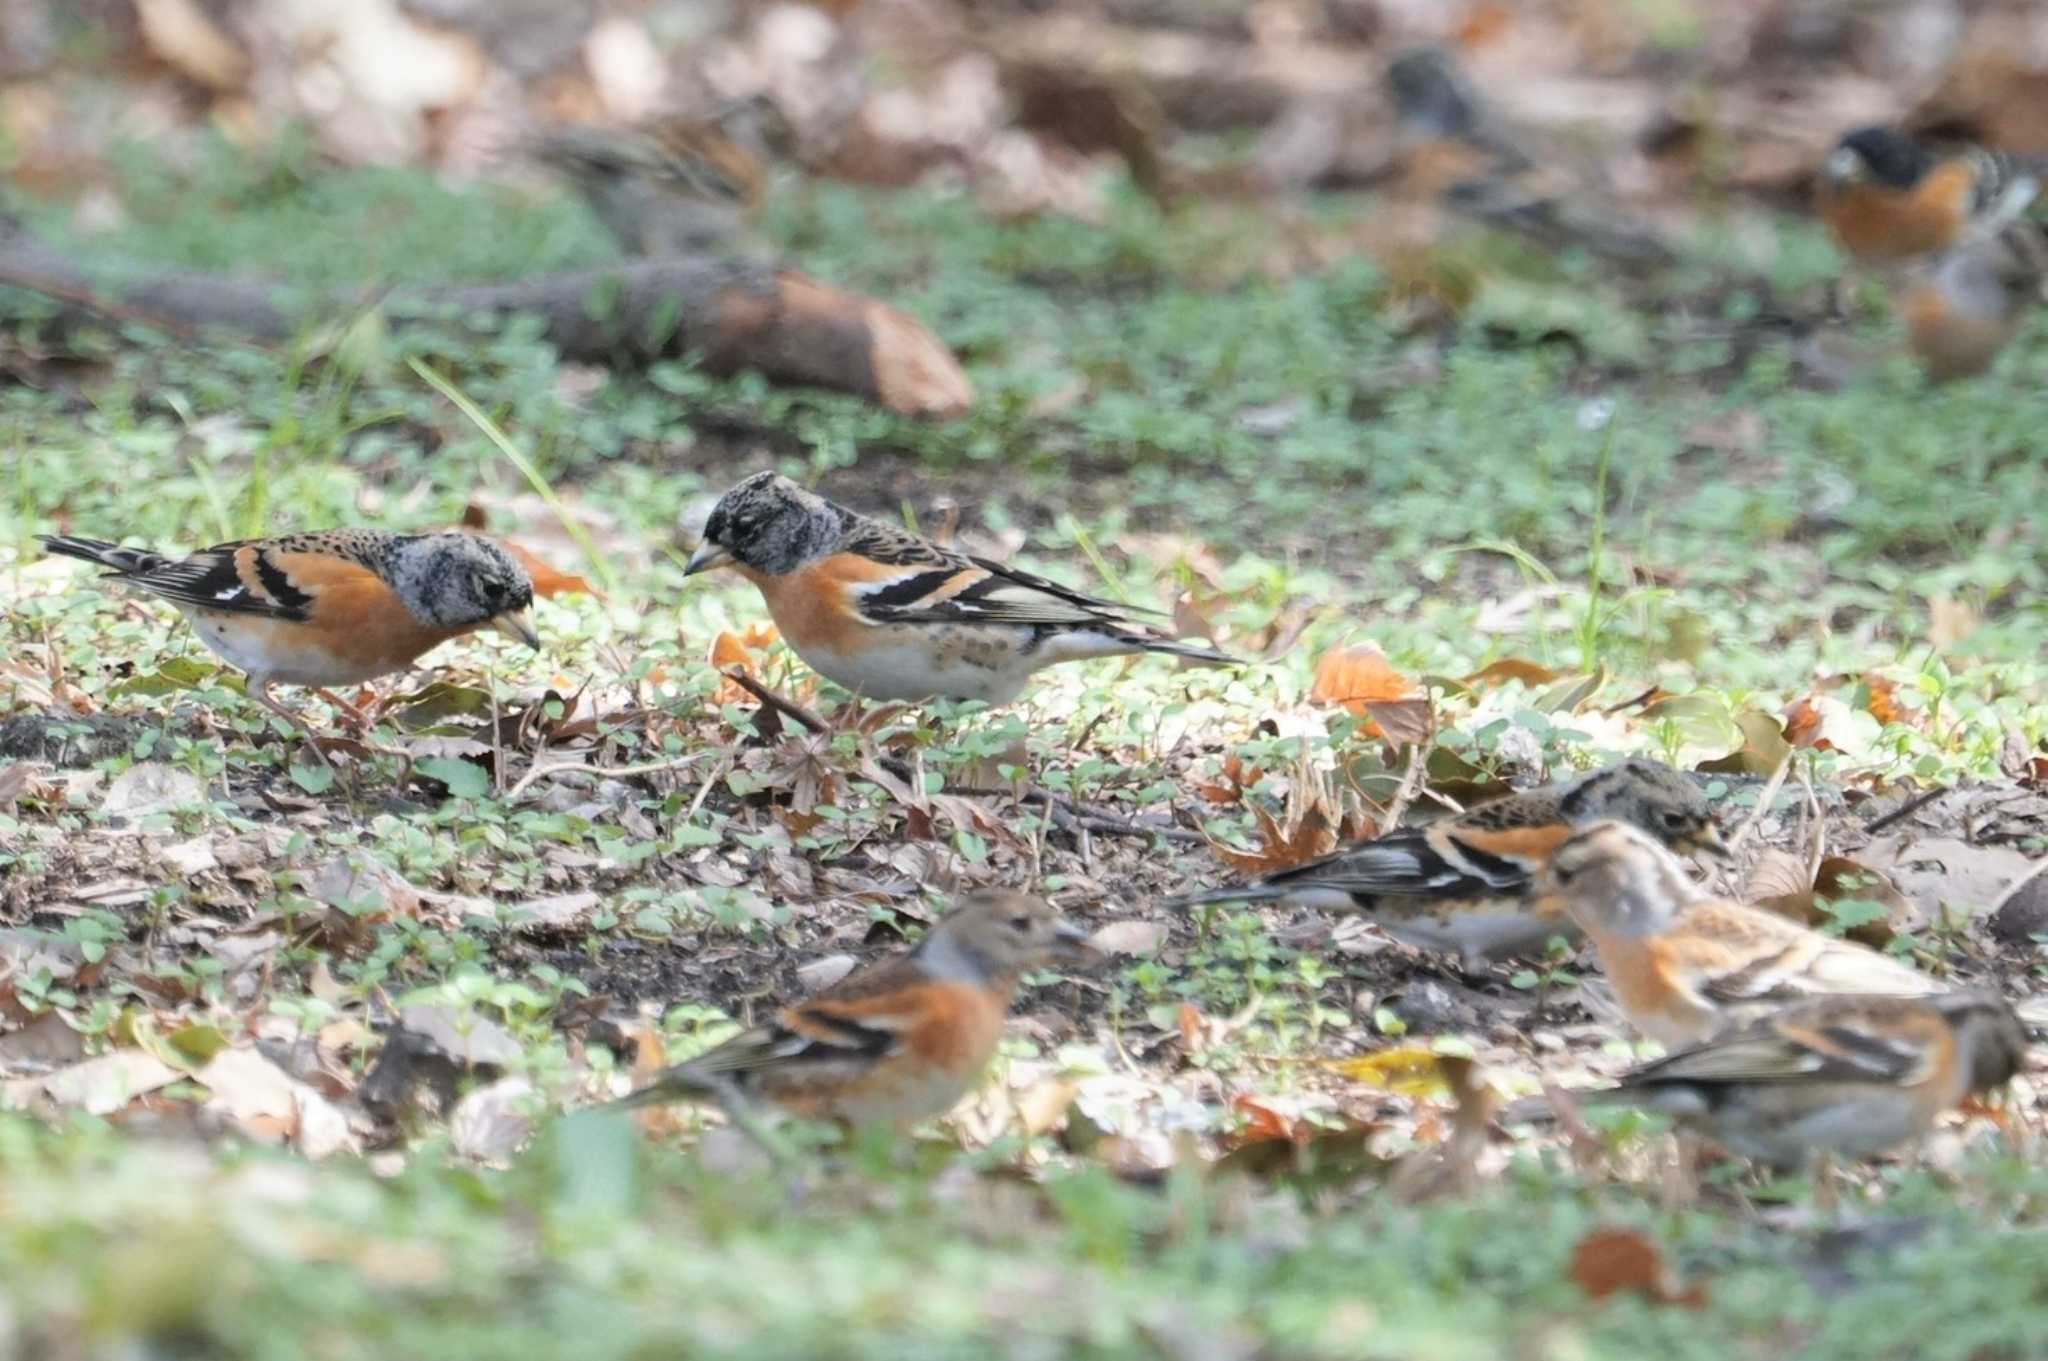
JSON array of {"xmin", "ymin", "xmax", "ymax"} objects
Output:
[
  {"xmin": 1723, "ymin": 751, "xmax": 1794, "ymax": 860},
  {"xmin": 1798, "ymin": 761, "xmax": 1826, "ymax": 881},
  {"xmin": 948, "ymin": 783, "xmax": 1207, "ymax": 844},
  {"xmin": 506, "ymin": 750, "xmax": 710, "ymax": 801},
  {"xmin": 489, "ymin": 664, "xmax": 506, "ymax": 798},
  {"xmin": 723, "ymin": 668, "xmax": 832, "ymax": 735},
  {"xmin": 1378, "ymin": 735, "xmax": 1431, "ymax": 836},
  {"xmin": 1864, "ymin": 784, "xmax": 1950, "ymax": 836}
]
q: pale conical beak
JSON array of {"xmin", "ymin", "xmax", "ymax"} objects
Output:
[
  {"xmin": 490, "ymin": 609, "xmax": 541, "ymax": 650},
  {"xmin": 684, "ymin": 541, "xmax": 734, "ymax": 576},
  {"xmin": 1689, "ymin": 822, "xmax": 1731, "ymax": 859}
]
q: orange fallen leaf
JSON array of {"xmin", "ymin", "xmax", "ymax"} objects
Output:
[
  {"xmin": 1462, "ymin": 658, "xmax": 1566, "ymax": 690},
  {"xmin": 499, "ymin": 538, "xmax": 596, "ymax": 598},
  {"xmin": 1782, "ymin": 697, "xmax": 1826, "ymax": 749},
  {"xmin": 1570, "ymin": 1227, "xmax": 1707, "ymax": 1308},
  {"xmin": 1226, "ymin": 1093, "xmax": 1300, "ymax": 1147},
  {"xmin": 1313, "ymin": 642, "xmax": 1423, "ymax": 739},
  {"xmin": 708, "ymin": 625, "xmax": 783, "ymax": 704},
  {"xmin": 1862, "ymin": 674, "xmax": 1916, "ymax": 728}
]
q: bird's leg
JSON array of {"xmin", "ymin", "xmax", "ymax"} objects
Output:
[
  {"xmin": 251, "ymin": 678, "xmax": 335, "ymax": 772},
  {"xmin": 1813, "ymin": 1152, "xmax": 1841, "ymax": 1218},
  {"xmin": 1661, "ymin": 1132, "xmax": 1699, "ymax": 1213},
  {"xmin": 705, "ymin": 1077, "xmax": 798, "ymax": 1170}
]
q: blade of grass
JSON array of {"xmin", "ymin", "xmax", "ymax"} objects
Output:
[
  {"xmin": 1579, "ymin": 419, "xmax": 1617, "ymax": 673},
  {"xmin": 408, "ymin": 357, "xmax": 619, "ymax": 595},
  {"xmin": 1063, "ymin": 516, "xmax": 1131, "ymax": 606}
]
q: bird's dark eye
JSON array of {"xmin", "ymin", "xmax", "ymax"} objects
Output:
[
  {"xmin": 1660, "ymin": 810, "xmax": 1688, "ymax": 829},
  {"xmin": 1551, "ymin": 865, "xmax": 1577, "ymax": 886},
  {"xmin": 1008, "ymin": 914, "xmax": 1033, "ymax": 933}
]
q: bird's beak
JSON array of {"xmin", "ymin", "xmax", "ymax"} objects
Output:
[
  {"xmin": 1048, "ymin": 918, "xmax": 1105, "ymax": 967},
  {"xmin": 490, "ymin": 609, "xmax": 541, "ymax": 650},
  {"xmin": 684, "ymin": 541, "xmax": 734, "ymax": 576},
  {"xmin": 1689, "ymin": 822, "xmax": 1732, "ymax": 859}
]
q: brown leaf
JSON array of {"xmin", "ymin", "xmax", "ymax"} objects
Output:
[
  {"xmin": 1363, "ymin": 697, "xmax": 1434, "ymax": 746},
  {"xmin": 1311, "ymin": 642, "xmax": 1415, "ymax": 717},
  {"xmin": 1462, "ymin": 658, "xmax": 1566, "ymax": 689},
  {"xmin": 1782, "ymin": 697, "xmax": 1825, "ymax": 749},
  {"xmin": 498, "ymin": 538, "xmax": 595, "ymax": 598},
  {"xmin": 1014, "ymin": 1077, "xmax": 1079, "ymax": 1137},
  {"xmin": 1211, "ymin": 800, "xmax": 1340, "ymax": 876},
  {"xmin": 1570, "ymin": 1227, "xmax": 1707, "ymax": 1307},
  {"xmin": 1697, "ymin": 709, "xmax": 1792, "ymax": 777},
  {"xmin": 1862, "ymin": 674, "xmax": 1916, "ymax": 728},
  {"xmin": 1744, "ymin": 849, "xmax": 1812, "ymax": 903},
  {"xmin": 1224, "ymin": 1092, "xmax": 1300, "ymax": 1148}
]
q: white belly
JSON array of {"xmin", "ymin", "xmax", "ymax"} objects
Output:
[
  {"xmin": 1379, "ymin": 911, "xmax": 1577, "ymax": 967},
  {"xmin": 795, "ymin": 636, "xmax": 1038, "ymax": 703},
  {"xmin": 791, "ymin": 622, "xmax": 1155, "ymax": 704},
  {"xmin": 182, "ymin": 609, "xmax": 384, "ymax": 687}
]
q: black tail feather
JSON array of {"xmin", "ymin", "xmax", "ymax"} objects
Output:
[{"xmin": 38, "ymin": 535, "xmax": 167, "ymax": 576}]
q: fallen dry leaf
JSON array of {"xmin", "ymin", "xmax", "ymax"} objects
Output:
[
  {"xmin": 1311, "ymin": 642, "xmax": 1418, "ymax": 738},
  {"xmin": 1225, "ymin": 1092, "xmax": 1302, "ymax": 1147},
  {"xmin": 36, "ymin": 1049, "xmax": 180, "ymax": 1115},
  {"xmin": 1087, "ymin": 920, "xmax": 1169, "ymax": 957},
  {"xmin": 498, "ymin": 538, "xmax": 596, "ymax": 598},
  {"xmin": 102, "ymin": 763, "xmax": 208, "ymax": 821},
  {"xmin": 1462, "ymin": 657, "xmax": 1567, "ymax": 689},
  {"xmin": 1013, "ymin": 1077, "xmax": 1079, "ymax": 1137},
  {"xmin": 1570, "ymin": 1227, "xmax": 1707, "ymax": 1307},
  {"xmin": 1211, "ymin": 800, "xmax": 1341, "ymax": 876},
  {"xmin": 1863, "ymin": 674, "xmax": 1918, "ymax": 728},
  {"xmin": 797, "ymin": 953, "xmax": 859, "ymax": 993},
  {"xmin": 449, "ymin": 1076, "xmax": 536, "ymax": 1164},
  {"xmin": 1324, "ymin": 1045, "xmax": 1457, "ymax": 1098}
]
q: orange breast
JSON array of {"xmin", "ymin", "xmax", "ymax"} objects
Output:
[
  {"xmin": 746, "ymin": 555, "xmax": 899, "ymax": 657},
  {"xmin": 1821, "ymin": 165, "xmax": 1972, "ymax": 262}
]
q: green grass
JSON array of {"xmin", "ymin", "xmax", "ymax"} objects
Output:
[
  {"xmin": 8, "ymin": 1114, "xmax": 2048, "ymax": 1361},
  {"xmin": 3, "ymin": 129, "xmax": 2047, "ymax": 1359}
]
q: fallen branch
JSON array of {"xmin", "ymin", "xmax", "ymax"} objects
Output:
[
  {"xmin": 1864, "ymin": 785, "xmax": 1950, "ymax": 836},
  {"xmin": 721, "ymin": 669, "xmax": 833, "ymax": 736},
  {"xmin": 0, "ymin": 218, "xmax": 971, "ymax": 417}
]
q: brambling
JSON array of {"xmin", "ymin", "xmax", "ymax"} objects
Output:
[
  {"xmin": 612, "ymin": 890, "xmax": 1099, "ymax": 1128},
  {"xmin": 1167, "ymin": 759, "xmax": 1726, "ymax": 971},
  {"xmin": 1899, "ymin": 219, "xmax": 2048, "ymax": 379},
  {"xmin": 1815, "ymin": 126, "xmax": 2037, "ymax": 265},
  {"xmin": 39, "ymin": 530, "xmax": 538, "ymax": 744},
  {"xmin": 532, "ymin": 95, "xmax": 796, "ymax": 256},
  {"xmin": 1382, "ymin": 46, "xmax": 1674, "ymax": 266},
  {"xmin": 1577, "ymin": 992, "xmax": 2026, "ymax": 1170},
  {"xmin": 685, "ymin": 472, "xmax": 1234, "ymax": 704},
  {"xmin": 1537, "ymin": 821, "xmax": 1939, "ymax": 1050}
]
